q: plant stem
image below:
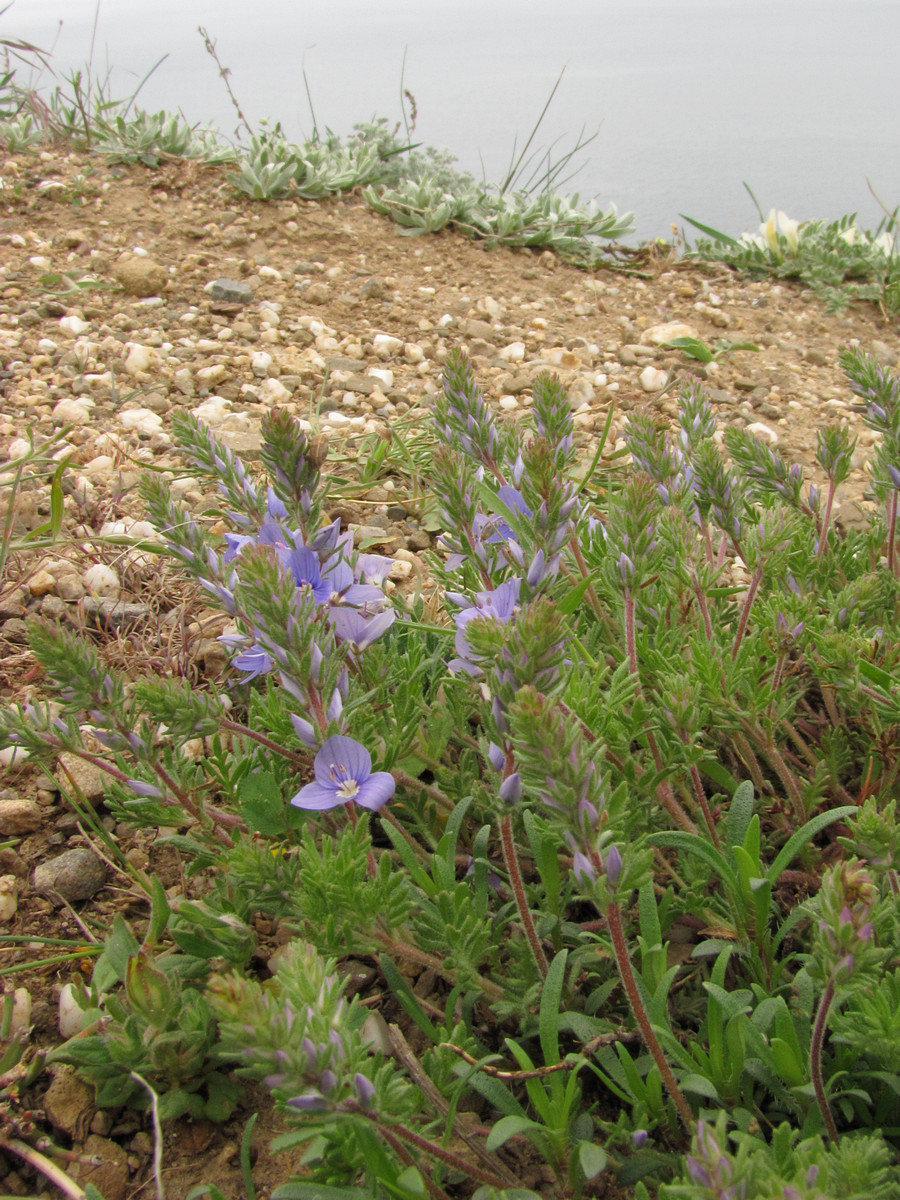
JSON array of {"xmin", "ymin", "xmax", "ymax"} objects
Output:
[
  {"xmin": 220, "ymin": 719, "xmax": 308, "ymax": 765},
  {"xmin": 605, "ymin": 901, "xmax": 694, "ymax": 1133},
  {"xmin": 731, "ymin": 562, "xmax": 764, "ymax": 660},
  {"xmin": 810, "ymin": 978, "xmax": 840, "ymax": 1142},
  {"xmin": 1, "ymin": 1138, "xmax": 87, "ymax": 1200},
  {"xmin": 687, "ymin": 760, "xmax": 722, "ymax": 849},
  {"xmin": 499, "ymin": 812, "xmax": 549, "ymax": 978},
  {"xmin": 816, "ymin": 476, "xmax": 837, "ymax": 560},
  {"xmin": 888, "ymin": 488, "xmax": 899, "ymax": 577}
]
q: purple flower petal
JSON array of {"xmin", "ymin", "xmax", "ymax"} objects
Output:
[
  {"xmin": 355, "ymin": 771, "xmax": 396, "ymax": 811},
  {"xmin": 290, "ymin": 781, "xmax": 346, "ymax": 810},
  {"xmin": 315, "ymin": 735, "xmax": 372, "ymax": 789}
]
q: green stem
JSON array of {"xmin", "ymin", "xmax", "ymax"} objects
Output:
[
  {"xmin": 810, "ymin": 979, "xmax": 840, "ymax": 1142},
  {"xmin": 606, "ymin": 901, "xmax": 694, "ymax": 1134}
]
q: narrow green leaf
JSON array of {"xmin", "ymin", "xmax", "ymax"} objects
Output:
[
  {"xmin": 539, "ymin": 950, "xmax": 567, "ymax": 1068},
  {"xmin": 766, "ymin": 806, "xmax": 856, "ymax": 884}
]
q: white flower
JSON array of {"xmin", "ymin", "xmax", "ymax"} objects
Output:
[
  {"xmin": 873, "ymin": 231, "xmax": 895, "ymax": 256},
  {"xmin": 761, "ymin": 208, "xmax": 801, "ymax": 256},
  {"xmin": 839, "ymin": 225, "xmax": 861, "ymax": 246}
]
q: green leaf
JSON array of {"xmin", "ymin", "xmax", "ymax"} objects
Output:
[
  {"xmin": 238, "ymin": 771, "xmax": 287, "ymax": 836},
  {"xmin": 539, "ymin": 950, "xmax": 567, "ymax": 1068},
  {"xmin": 663, "ymin": 336, "xmax": 714, "ymax": 362},
  {"xmin": 679, "ymin": 1072, "xmax": 721, "ymax": 1099},
  {"xmin": 378, "ymin": 955, "xmax": 440, "ymax": 1042},
  {"xmin": 485, "ymin": 1114, "xmax": 546, "ymax": 1152},
  {"xmin": 726, "ymin": 781, "xmax": 755, "ymax": 852},
  {"xmin": 577, "ymin": 1140, "xmax": 608, "ymax": 1180},
  {"xmin": 648, "ymin": 831, "xmax": 739, "ymax": 895},
  {"xmin": 273, "ymin": 1187, "xmax": 376, "ymax": 1200},
  {"xmin": 558, "ymin": 575, "xmax": 595, "ymax": 615},
  {"xmin": 679, "ymin": 213, "xmax": 740, "ymax": 245},
  {"xmin": 766, "ymin": 806, "xmax": 856, "ymax": 884}
]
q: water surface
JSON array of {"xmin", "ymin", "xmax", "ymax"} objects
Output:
[{"xmin": 12, "ymin": 0, "xmax": 900, "ymax": 242}]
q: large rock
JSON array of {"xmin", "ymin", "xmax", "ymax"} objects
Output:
[{"xmin": 114, "ymin": 257, "xmax": 168, "ymax": 297}]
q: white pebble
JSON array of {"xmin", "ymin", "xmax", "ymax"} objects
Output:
[
  {"xmin": 367, "ymin": 367, "xmax": 393, "ymax": 388},
  {"xmin": 123, "ymin": 343, "xmax": 160, "ymax": 375},
  {"xmin": 118, "ymin": 407, "xmax": 163, "ymax": 434},
  {"xmin": 745, "ymin": 421, "xmax": 778, "ymax": 445},
  {"xmin": 83, "ymin": 563, "xmax": 120, "ymax": 599},
  {"xmin": 52, "ymin": 397, "xmax": 94, "ymax": 425},
  {"xmin": 0, "ymin": 746, "xmax": 30, "ymax": 769},
  {"xmin": 251, "ymin": 351, "xmax": 273, "ymax": 377},
  {"xmin": 640, "ymin": 366, "xmax": 669, "ymax": 393},
  {"xmin": 498, "ymin": 395, "xmax": 519, "ymax": 411},
  {"xmin": 0, "ymin": 875, "xmax": 17, "ymax": 922},
  {"xmin": 192, "ymin": 396, "xmax": 232, "ymax": 424},
  {"xmin": 58, "ymin": 315, "xmax": 90, "ymax": 336},
  {"xmin": 6, "ymin": 438, "xmax": 32, "ymax": 460},
  {"xmin": 499, "ymin": 341, "xmax": 526, "ymax": 363},
  {"xmin": 259, "ymin": 377, "xmax": 291, "ymax": 405}
]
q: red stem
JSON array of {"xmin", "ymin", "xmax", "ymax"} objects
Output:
[
  {"xmin": 810, "ymin": 979, "xmax": 840, "ymax": 1142},
  {"xmin": 499, "ymin": 812, "xmax": 549, "ymax": 979},
  {"xmin": 606, "ymin": 900, "xmax": 694, "ymax": 1133}
]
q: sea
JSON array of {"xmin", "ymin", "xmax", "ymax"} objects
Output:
[{"xmin": 9, "ymin": 0, "xmax": 900, "ymax": 244}]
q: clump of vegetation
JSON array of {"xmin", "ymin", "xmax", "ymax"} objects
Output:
[
  {"xmin": 684, "ymin": 188, "xmax": 899, "ymax": 313},
  {"xmin": 4, "ymin": 350, "xmax": 900, "ymax": 1197}
]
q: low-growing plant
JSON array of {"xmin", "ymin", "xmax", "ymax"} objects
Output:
[
  {"xmin": 683, "ymin": 186, "xmax": 899, "ymax": 313},
  {"xmin": 5, "ymin": 349, "xmax": 900, "ymax": 1196}
]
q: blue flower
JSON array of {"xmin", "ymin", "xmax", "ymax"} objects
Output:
[{"xmin": 290, "ymin": 735, "xmax": 395, "ymax": 812}]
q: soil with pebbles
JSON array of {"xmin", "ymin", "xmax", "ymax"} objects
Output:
[{"xmin": 0, "ymin": 147, "xmax": 897, "ymax": 1198}]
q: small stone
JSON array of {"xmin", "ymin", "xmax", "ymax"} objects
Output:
[
  {"xmin": 745, "ymin": 420, "xmax": 778, "ymax": 445},
  {"xmin": 871, "ymin": 339, "xmax": 896, "ymax": 368},
  {"xmin": 251, "ymin": 350, "xmax": 273, "ymax": 377},
  {"xmin": 361, "ymin": 276, "xmax": 386, "ymax": 299},
  {"xmin": 1, "ymin": 618, "xmax": 30, "ymax": 645},
  {"xmin": 56, "ymin": 751, "xmax": 107, "ymax": 805},
  {"xmin": 640, "ymin": 366, "xmax": 669, "ymax": 392},
  {"xmin": 58, "ymin": 315, "xmax": 90, "ymax": 336},
  {"xmin": 805, "ymin": 347, "xmax": 830, "ymax": 367},
  {"xmin": 211, "ymin": 278, "xmax": 253, "ymax": 304},
  {"xmin": 305, "ymin": 282, "xmax": 329, "ymax": 304},
  {"xmin": 28, "ymin": 569, "xmax": 57, "ymax": 596},
  {"xmin": 259, "ymin": 377, "xmax": 291, "ymax": 405},
  {"xmin": 464, "ymin": 319, "xmax": 495, "ymax": 340},
  {"xmin": 198, "ymin": 638, "xmax": 229, "ymax": 677},
  {"xmin": 0, "ymin": 799, "xmax": 43, "ymax": 835},
  {"xmin": 372, "ymin": 333, "xmax": 403, "ymax": 356},
  {"xmin": 83, "ymin": 564, "xmax": 120, "ymax": 599},
  {"xmin": 498, "ymin": 341, "xmax": 526, "ymax": 363},
  {"xmin": 123, "ymin": 343, "xmax": 161, "ymax": 375},
  {"xmin": 52, "ymin": 397, "xmax": 94, "ymax": 425},
  {"xmin": 0, "ymin": 745, "xmax": 30, "ymax": 770},
  {"xmin": 216, "ymin": 429, "xmax": 263, "ymax": 459},
  {"xmin": 640, "ymin": 321, "xmax": 699, "ymax": 346},
  {"xmin": 114, "ymin": 257, "xmax": 167, "ymax": 297},
  {"xmin": 119, "ymin": 407, "xmax": 163, "ymax": 434},
  {"xmin": 196, "ymin": 363, "xmax": 227, "ymax": 386},
  {"xmin": 342, "ymin": 374, "xmax": 375, "ymax": 395},
  {"xmin": 80, "ymin": 597, "xmax": 152, "ymax": 631},
  {"xmin": 69, "ymin": 1133, "xmax": 128, "ymax": 1200},
  {"xmin": 34, "ymin": 848, "xmax": 107, "ymax": 903},
  {"xmin": 43, "ymin": 1067, "xmax": 96, "ymax": 1140}
]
